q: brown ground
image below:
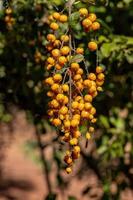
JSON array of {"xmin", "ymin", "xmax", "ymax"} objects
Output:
[{"xmin": 0, "ymin": 108, "xmax": 132, "ymax": 200}]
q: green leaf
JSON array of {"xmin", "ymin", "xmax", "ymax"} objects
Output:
[
  {"xmin": 99, "ymin": 115, "xmax": 110, "ymax": 128},
  {"xmin": 70, "ymin": 54, "xmax": 84, "ymax": 63}
]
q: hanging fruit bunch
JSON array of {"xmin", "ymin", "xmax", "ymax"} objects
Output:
[
  {"xmin": 4, "ymin": 7, "xmax": 15, "ymax": 29},
  {"xmin": 44, "ymin": 1, "xmax": 105, "ymax": 174}
]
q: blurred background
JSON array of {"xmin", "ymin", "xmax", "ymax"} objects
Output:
[{"xmin": 0, "ymin": 0, "xmax": 133, "ymax": 200}]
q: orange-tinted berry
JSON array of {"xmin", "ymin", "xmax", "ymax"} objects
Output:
[
  {"xmin": 91, "ymin": 21, "xmax": 100, "ymax": 31},
  {"xmin": 53, "ymin": 12, "xmax": 60, "ymax": 20},
  {"xmin": 59, "ymin": 15, "xmax": 68, "ymax": 22},
  {"xmin": 88, "ymin": 13, "xmax": 97, "ymax": 22},
  {"xmin": 51, "ymin": 49, "xmax": 60, "ymax": 58},
  {"xmin": 60, "ymin": 106, "xmax": 68, "ymax": 115},
  {"xmin": 50, "ymin": 22, "xmax": 59, "ymax": 30},
  {"xmin": 53, "ymin": 74, "xmax": 62, "ymax": 82},
  {"xmin": 52, "ymin": 118, "xmax": 61, "ymax": 126},
  {"xmin": 71, "ymin": 63, "xmax": 80, "ymax": 71},
  {"xmin": 88, "ymin": 73, "xmax": 96, "ymax": 81},
  {"xmin": 62, "ymin": 84, "xmax": 69, "ymax": 92},
  {"xmin": 47, "ymin": 57, "xmax": 55, "ymax": 65},
  {"xmin": 88, "ymin": 41, "xmax": 98, "ymax": 51},
  {"xmin": 84, "ymin": 95, "xmax": 92, "ymax": 102},
  {"xmin": 97, "ymin": 73, "xmax": 105, "ymax": 81},
  {"xmin": 58, "ymin": 56, "xmax": 67, "ymax": 65},
  {"xmin": 47, "ymin": 34, "xmax": 56, "ymax": 42},
  {"xmin": 96, "ymin": 66, "xmax": 104, "ymax": 74},
  {"xmin": 60, "ymin": 46, "xmax": 70, "ymax": 56},
  {"xmin": 82, "ymin": 18, "xmax": 92, "ymax": 28},
  {"xmin": 60, "ymin": 35, "xmax": 69, "ymax": 42},
  {"xmin": 76, "ymin": 47, "xmax": 84, "ymax": 54}
]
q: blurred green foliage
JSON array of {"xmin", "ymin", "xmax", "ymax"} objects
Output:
[{"xmin": 0, "ymin": 0, "xmax": 133, "ymax": 199}]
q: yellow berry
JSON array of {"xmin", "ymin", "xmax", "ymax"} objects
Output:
[
  {"xmin": 96, "ymin": 66, "xmax": 104, "ymax": 74},
  {"xmin": 71, "ymin": 63, "xmax": 80, "ymax": 71},
  {"xmin": 84, "ymin": 102, "xmax": 92, "ymax": 110},
  {"xmin": 53, "ymin": 40, "xmax": 61, "ymax": 47},
  {"xmin": 86, "ymin": 132, "xmax": 91, "ymax": 140},
  {"xmin": 97, "ymin": 73, "xmax": 105, "ymax": 81},
  {"xmin": 79, "ymin": 8, "xmax": 88, "ymax": 17},
  {"xmin": 89, "ymin": 126, "xmax": 95, "ymax": 133},
  {"xmin": 62, "ymin": 84, "xmax": 69, "ymax": 92},
  {"xmin": 88, "ymin": 41, "xmax": 98, "ymax": 51},
  {"xmin": 51, "ymin": 49, "xmax": 60, "ymax": 58},
  {"xmin": 60, "ymin": 46, "xmax": 70, "ymax": 56},
  {"xmin": 88, "ymin": 13, "xmax": 97, "ymax": 22},
  {"xmin": 59, "ymin": 15, "xmax": 68, "ymax": 22},
  {"xmin": 88, "ymin": 73, "xmax": 96, "ymax": 81},
  {"xmin": 51, "ymin": 83, "xmax": 60, "ymax": 92},
  {"xmin": 47, "ymin": 34, "xmax": 56, "ymax": 42},
  {"xmin": 47, "ymin": 57, "xmax": 55, "ymax": 65},
  {"xmin": 60, "ymin": 106, "xmax": 68, "ymax": 115},
  {"xmin": 72, "ymin": 101, "xmax": 79, "ymax": 109},
  {"xmin": 70, "ymin": 138, "xmax": 78, "ymax": 146},
  {"xmin": 53, "ymin": 12, "xmax": 60, "ymax": 20},
  {"xmin": 53, "ymin": 74, "xmax": 62, "ymax": 82},
  {"xmin": 82, "ymin": 18, "xmax": 92, "ymax": 28},
  {"xmin": 58, "ymin": 56, "xmax": 67, "ymax": 65},
  {"xmin": 91, "ymin": 21, "xmax": 100, "ymax": 31},
  {"xmin": 71, "ymin": 119, "xmax": 79, "ymax": 128},
  {"xmin": 52, "ymin": 118, "xmax": 61, "ymax": 126},
  {"xmin": 50, "ymin": 22, "xmax": 59, "ymax": 30},
  {"xmin": 56, "ymin": 94, "xmax": 64, "ymax": 102},
  {"xmin": 66, "ymin": 167, "xmax": 72, "ymax": 174},
  {"xmin": 60, "ymin": 35, "xmax": 69, "ymax": 42},
  {"xmin": 76, "ymin": 47, "xmax": 84, "ymax": 54},
  {"xmin": 84, "ymin": 95, "xmax": 92, "ymax": 102}
]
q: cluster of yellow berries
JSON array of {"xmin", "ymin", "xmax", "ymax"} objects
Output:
[
  {"xmin": 44, "ymin": 9, "xmax": 105, "ymax": 174},
  {"xmin": 79, "ymin": 8, "xmax": 101, "ymax": 52},
  {"xmin": 4, "ymin": 7, "xmax": 15, "ymax": 29}
]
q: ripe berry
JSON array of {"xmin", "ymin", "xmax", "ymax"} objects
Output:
[
  {"xmin": 88, "ymin": 13, "xmax": 97, "ymax": 22},
  {"xmin": 51, "ymin": 83, "xmax": 60, "ymax": 92},
  {"xmin": 88, "ymin": 73, "xmax": 96, "ymax": 81},
  {"xmin": 71, "ymin": 63, "xmax": 80, "ymax": 71},
  {"xmin": 59, "ymin": 15, "xmax": 68, "ymax": 22},
  {"xmin": 72, "ymin": 101, "xmax": 79, "ymax": 109},
  {"xmin": 66, "ymin": 167, "xmax": 72, "ymax": 174},
  {"xmin": 50, "ymin": 22, "xmax": 59, "ymax": 30},
  {"xmin": 84, "ymin": 95, "xmax": 92, "ymax": 102},
  {"xmin": 53, "ymin": 40, "xmax": 61, "ymax": 47},
  {"xmin": 53, "ymin": 74, "xmax": 62, "ymax": 82},
  {"xmin": 58, "ymin": 56, "xmax": 67, "ymax": 65},
  {"xmin": 91, "ymin": 22, "xmax": 100, "ymax": 31},
  {"xmin": 62, "ymin": 84, "xmax": 69, "ymax": 92},
  {"xmin": 51, "ymin": 49, "xmax": 60, "ymax": 58},
  {"xmin": 96, "ymin": 66, "xmax": 103, "ymax": 73},
  {"xmin": 56, "ymin": 93, "xmax": 64, "ymax": 102},
  {"xmin": 82, "ymin": 18, "xmax": 92, "ymax": 28},
  {"xmin": 86, "ymin": 132, "xmax": 91, "ymax": 140},
  {"xmin": 60, "ymin": 46, "xmax": 70, "ymax": 56},
  {"xmin": 52, "ymin": 118, "xmax": 61, "ymax": 126},
  {"xmin": 60, "ymin": 35, "xmax": 69, "ymax": 42},
  {"xmin": 53, "ymin": 12, "xmax": 60, "ymax": 20},
  {"xmin": 60, "ymin": 106, "xmax": 68, "ymax": 115},
  {"xmin": 5, "ymin": 8, "xmax": 12, "ymax": 15},
  {"xmin": 79, "ymin": 8, "xmax": 88, "ymax": 17},
  {"xmin": 47, "ymin": 34, "xmax": 56, "ymax": 42},
  {"xmin": 70, "ymin": 138, "xmax": 78, "ymax": 145},
  {"xmin": 76, "ymin": 47, "xmax": 84, "ymax": 54},
  {"xmin": 71, "ymin": 119, "xmax": 79, "ymax": 128},
  {"xmin": 47, "ymin": 57, "xmax": 55, "ymax": 65},
  {"xmin": 88, "ymin": 41, "xmax": 98, "ymax": 51},
  {"xmin": 97, "ymin": 73, "xmax": 105, "ymax": 81}
]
